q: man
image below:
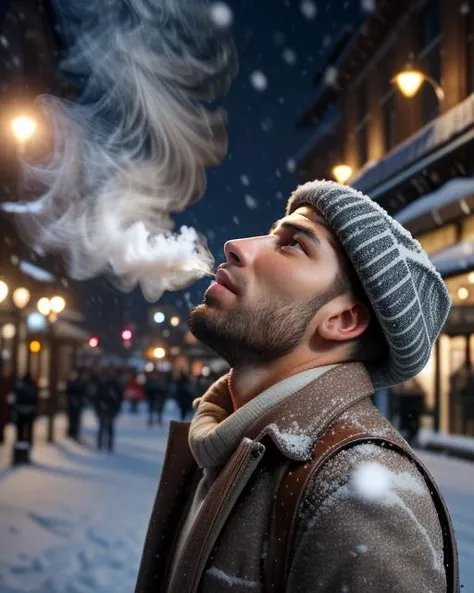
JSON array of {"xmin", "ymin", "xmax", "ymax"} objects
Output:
[
  {"xmin": 136, "ymin": 180, "xmax": 456, "ymax": 592},
  {"xmin": 145, "ymin": 369, "xmax": 169, "ymax": 427},
  {"xmin": 65, "ymin": 368, "xmax": 87, "ymax": 441},
  {"xmin": 93, "ymin": 368, "xmax": 123, "ymax": 452}
]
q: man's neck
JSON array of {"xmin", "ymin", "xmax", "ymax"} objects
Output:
[{"xmin": 228, "ymin": 350, "xmax": 343, "ymax": 411}]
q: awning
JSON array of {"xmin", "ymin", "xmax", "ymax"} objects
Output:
[
  {"xmin": 395, "ymin": 177, "xmax": 474, "ymax": 225},
  {"xmin": 351, "ymin": 93, "xmax": 474, "ymax": 198},
  {"xmin": 430, "ymin": 240, "xmax": 474, "ymax": 278}
]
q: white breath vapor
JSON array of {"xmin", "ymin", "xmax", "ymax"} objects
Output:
[{"xmin": 3, "ymin": 0, "xmax": 237, "ymax": 302}]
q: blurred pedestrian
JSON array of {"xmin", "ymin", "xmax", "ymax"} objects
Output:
[
  {"xmin": 93, "ymin": 369, "xmax": 123, "ymax": 452},
  {"xmin": 145, "ymin": 370, "xmax": 168, "ymax": 427},
  {"xmin": 124, "ymin": 371, "xmax": 143, "ymax": 414},
  {"xmin": 65, "ymin": 368, "xmax": 87, "ymax": 441},
  {"xmin": 174, "ymin": 373, "xmax": 194, "ymax": 421},
  {"xmin": 396, "ymin": 377, "xmax": 425, "ymax": 446},
  {"xmin": 10, "ymin": 373, "xmax": 38, "ymax": 464}
]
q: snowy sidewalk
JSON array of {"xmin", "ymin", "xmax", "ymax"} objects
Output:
[
  {"xmin": 418, "ymin": 427, "xmax": 474, "ymax": 460},
  {"xmin": 0, "ymin": 405, "xmax": 173, "ymax": 593},
  {"xmin": 0, "ymin": 405, "xmax": 473, "ymax": 592}
]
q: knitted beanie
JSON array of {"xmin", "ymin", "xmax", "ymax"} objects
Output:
[{"xmin": 286, "ymin": 180, "xmax": 451, "ymax": 389}]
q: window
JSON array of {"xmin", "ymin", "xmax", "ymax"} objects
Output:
[
  {"xmin": 354, "ymin": 78, "xmax": 369, "ymax": 166},
  {"xmin": 418, "ymin": 0, "xmax": 442, "ymax": 125},
  {"xmin": 417, "ymin": 225, "xmax": 457, "ymax": 255}
]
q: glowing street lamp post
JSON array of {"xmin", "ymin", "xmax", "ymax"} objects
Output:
[
  {"xmin": 392, "ymin": 64, "xmax": 445, "ymax": 102},
  {"xmin": 37, "ymin": 296, "xmax": 66, "ymax": 443},
  {"xmin": 0, "ymin": 283, "xmax": 31, "ymax": 446}
]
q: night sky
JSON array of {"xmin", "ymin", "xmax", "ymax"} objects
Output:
[{"xmin": 75, "ymin": 0, "xmax": 365, "ymax": 344}]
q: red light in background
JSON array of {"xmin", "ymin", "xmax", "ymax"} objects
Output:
[
  {"xmin": 121, "ymin": 329, "xmax": 132, "ymax": 341},
  {"xmin": 88, "ymin": 336, "xmax": 99, "ymax": 348}
]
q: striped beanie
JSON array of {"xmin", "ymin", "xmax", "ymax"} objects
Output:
[{"xmin": 286, "ymin": 180, "xmax": 451, "ymax": 389}]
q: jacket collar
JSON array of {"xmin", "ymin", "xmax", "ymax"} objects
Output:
[{"xmin": 246, "ymin": 362, "xmax": 374, "ymax": 461}]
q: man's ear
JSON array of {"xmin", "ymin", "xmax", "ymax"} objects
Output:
[{"xmin": 317, "ymin": 300, "xmax": 371, "ymax": 343}]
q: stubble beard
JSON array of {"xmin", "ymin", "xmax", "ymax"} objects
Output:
[{"xmin": 188, "ymin": 293, "xmax": 325, "ymax": 368}]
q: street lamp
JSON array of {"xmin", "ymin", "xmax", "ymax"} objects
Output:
[
  {"xmin": 37, "ymin": 295, "xmax": 66, "ymax": 317},
  {"xmin": 12, "ymin": 287, "xmax": 30, "ymax": 310},
  {"xmin": 332, "ymin": 164, "xmax": 353, "ymax": 185},
  {"xmin": 11, "ymin": 116, "xmax": 37, "ymax": 155},
  {"xmin": 35, "ymin": 295, "xmax": 67, "ymax": 442},
  {"xmin": 153, "ymin": 347, "xmax": 166, "ymax": 359},
  {"xmin": 1, "ymin": 323, "xmax": 16, "ymax": 340},
  {"xmin": 392, "ymin": 64, "xmax": 445, "ymax": 102}
]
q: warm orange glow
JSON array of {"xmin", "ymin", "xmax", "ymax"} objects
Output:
[
  {"xmin": 12, "ymin": 287, "xmax": 30, "ymax": 309},
  {"xmin": 153, "ymin": 347, "xmax": 166, "ymax": 359},
  {"xmin": 50, "ymin": 295, "xmax": 66, "ymax": 314},
  {"xmin": 29, "ymin": 340, "xmax": 42, "ymax": 353},
  {"xmin": 0, "ymin": 280, "xmax": 8, "ymax": 304},
  {"xmin": 12, "ymin": 116, "xmax": 37, "ymax": 142},
  {"xmin": 393, "ymin": 70, "xmax": 424, "ymax": 98},
  {"xmin": 332, "ymin": 164, "xmax": 353, "ymax": 185},
  {"xmin": 37, "ymin": 297, "xmax": 51, "ymax": 315}
]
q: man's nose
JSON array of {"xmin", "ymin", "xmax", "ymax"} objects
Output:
[{"xmin": 223, "ymin": 236, "xmax": 268, "ymax": 266}]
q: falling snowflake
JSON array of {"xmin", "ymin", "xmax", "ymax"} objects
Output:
[
  {"xmin": 282, "ymin": 48, "xmax": 297, "ymax": 65},
  {"xmin": 250, "ymin": 70, "xmax": 268, "ymax": 91},
  {"xmin": 10, "ymin": 254, "xmax": 19, "ymax": 265},
  {"xmin": 286, "ymin": 158, "xmax": 296, "ymax": 173},
  {"xmin": 61, "ymin": 278, "xmax": 69, "ymax": 287},
  {"xmin": 245, "ymin": 195, "xmax": 258, "ymax": 209},
  {"xmin": 276, "ymin": 191, "xmax": 284, "ymax": 200},
  {"xmin": 278, "ymin": 96, "xmax": 285, "ymax": 104},
  {"xmin": 240, "ymin": 174, "xmax": 250, "ymax": 186},
  {"xmin": 232, "ymin": 216, "xmax": 240, "ymax": 225},
  {"xmin": 12, "ymin": 56, "xmax": 21, "ymax": 67},
  {"xmin": 207, "ymin": 229, "xmax": 215, "ymax": 241},
  {"xmin": 209, "ymin": 2, "xmax": 233, "ymax": 28},
  {"xmin": 323, "ymin": 65, "xmax": 338, "ymax": 86},
  {"xmin": 184, "ymin": 292, "xmax": 194, "ymax": 310},
  {"xmin": 0, "ymin": 36, "xmax": 8, "ymax": 47},
  {"xmin": 300, "ymin": 0, "xmax": 317, "ymax": 19},
  {"xmin": 273, "ymin": 31, "xmax": 285, "ymax": 45},
  {"xmin": 361, "ymin": 0, "xmax": 376, "ymax": 12},
  {"xmin": 322, "ymin": 35, "xmax": 332, "ymax": 48},
  {"xmin": 460, "ymin": 1, "xmax": 470, "ymax": 14},
  {"xmin": 260, "ymin": 117, "xmax": 273, "ymax": 132},
  {"xmin": 275, "ymin": 169, "xmax": 282, "ymax": 178}
]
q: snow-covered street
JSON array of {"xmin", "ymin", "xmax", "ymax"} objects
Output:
[{"xmin": 0, "ymin": 404, "xmax": 473, "ymax": 593}]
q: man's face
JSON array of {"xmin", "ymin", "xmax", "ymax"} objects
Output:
[{"xmin": 189, "ymin": 205, "xmax": 348, "ymax": 367}]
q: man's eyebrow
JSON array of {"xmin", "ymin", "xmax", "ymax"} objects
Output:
[{"xmin": 269, "ymin": 220, "xmax": 322, "ymax": 247}]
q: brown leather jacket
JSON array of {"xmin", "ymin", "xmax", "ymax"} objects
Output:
[{"xmin": 135, "ymin": 363, "xmax": 450, "ymax": 593}]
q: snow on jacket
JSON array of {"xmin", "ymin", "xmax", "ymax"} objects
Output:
[{"xmin": 135, "ymin": 362, "xmax": 452, "ymax": 593}]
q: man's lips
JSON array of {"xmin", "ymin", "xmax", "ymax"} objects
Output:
[{"xmin": 215, "ymin": 269, "xmax": 239, "ymax": 294}]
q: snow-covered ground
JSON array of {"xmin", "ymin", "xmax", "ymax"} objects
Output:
[{"xmin": 0, "ymin": 403, "xmax": 473, "ymax": 592}]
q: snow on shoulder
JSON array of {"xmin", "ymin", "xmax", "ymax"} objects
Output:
[{"xmin": 349, "ymin": 460, "xmax": 425, "ymax": 503}]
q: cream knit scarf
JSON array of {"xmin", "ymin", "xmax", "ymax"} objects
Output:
[{"xmin": 188, "ymin": 365, "xmax": 338, "ymax": 469}]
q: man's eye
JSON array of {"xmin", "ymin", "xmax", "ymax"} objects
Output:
[
  {"xmin": 287, "ymin": 238, "xmax": 304, "ymax": 250},
  {"xmin": 280, "ymin": 236, "xmax": 305, "ymax": 252}
]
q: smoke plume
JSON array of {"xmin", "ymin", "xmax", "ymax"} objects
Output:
[{"xmin": 3, "ymin": 0, "xmax": 237, "ymax": 301}]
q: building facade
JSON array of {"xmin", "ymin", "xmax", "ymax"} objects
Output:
[{"xmin": 297, "ymin": 0, "xmax": 474, "ymax": 436}]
